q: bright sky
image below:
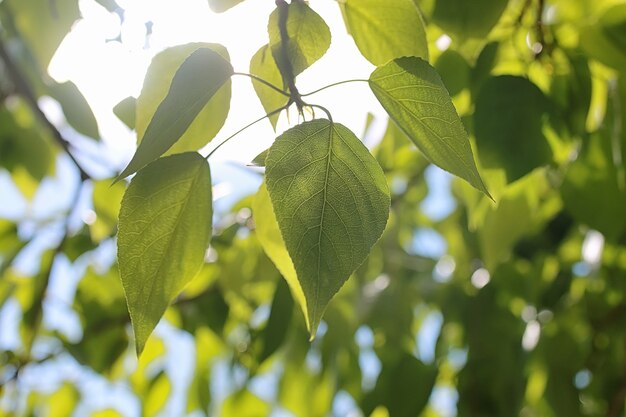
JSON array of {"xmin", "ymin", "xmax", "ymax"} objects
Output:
[{"xmin": 48, "ymin": 0, "xmax": 388, "ymax": 169}]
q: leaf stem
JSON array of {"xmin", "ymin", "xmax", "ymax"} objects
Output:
[
  {"xmin": 206, "ymin": 105, "xmax": 288, "ymax": 159},
  {"xmin": 233, "ymin": 72, "xmax": 290, "ymax": 97},
  {"xmin": 307, "ymin": 104, "xmax": 333, "ymax": 123},
  {"xmin": 301, "ymin": 79, "xmax": 368, "ymax": 97}
]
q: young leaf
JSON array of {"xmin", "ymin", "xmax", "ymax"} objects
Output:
[
  {"xmin": 339, "ymin": 0, "xmax": 428, "ymax": 65},
  {"xmin": 250, "ymin": 148, "xmax": 269, "ymax": 167},
  {"xmin": 369, "ymin": 57, "xmax": 490, "ymax": 197},
  {"xmin": 118, "ymin": 46, "xmax": 233, "ymax": 180},
  {"xmin": 268, "ymin": 1, "xmax": 331, "ymax": 81},
  {"xmin": 117, "ymin": 152, "xmax": 212, "ymax": 355},
  {"xmin": 265, "ymin": 120, "xmax": 390, "ymax": 337},
  {"xmin": 253, "ymin": 183, "xmax": 309, "ymax": 329},
  {"xmin": 207, "ymin": 0, "xmax": 245, "ymax": 13},
  {"xmin": 113, "ymin": 96, "xmax": 137, "ymax": 130},
  {"xmin": 249, "ymin": 44, "xmax": 288, "ymax": 130}
]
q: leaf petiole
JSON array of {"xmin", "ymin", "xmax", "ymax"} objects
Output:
[
  {"xmin": 233, "ymin": 72, "xmax": 291, "ymax": 97},
  {"xmin": 300, "ymin": 79, "xmax": 368, "ymax": 97},
  {"xmin": 206, "ymin": 105, "xmax": 288, "ymax": 159}
]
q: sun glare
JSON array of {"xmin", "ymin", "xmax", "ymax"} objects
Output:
[{"xmin": 47, "ymin": 0, "xmax": 385, "ymax": 166}]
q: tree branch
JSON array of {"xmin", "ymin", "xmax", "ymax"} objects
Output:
[{"xmin": 0, "ymin": 37, "xmax": 91, "ymax": 180}]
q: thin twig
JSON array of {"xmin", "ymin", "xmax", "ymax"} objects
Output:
[
  {"xmin": 0, "ymin": 37, "xmax": 90, "ymax": 180},
  {"xmin": 233, "ymin": 72, "xmax": 290, "ymax": 97},
  {"xmin": 206, "ymin": 105, "xmax": 288, "ymax": 159}
]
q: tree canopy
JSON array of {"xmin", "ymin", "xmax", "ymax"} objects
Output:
[{"xmin": 1, "ymin": 0, "xmax": 626, "ymax": 416}]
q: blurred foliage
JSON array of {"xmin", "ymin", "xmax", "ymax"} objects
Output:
[{"xmin": 1, "ymin": 0, "xmax": 626, "ymax": 416}]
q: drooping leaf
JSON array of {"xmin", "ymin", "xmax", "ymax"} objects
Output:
[
  {"xmin": 113, "ymin": 96, "xmax": 137, "ymax": 130},
  {"xmin": 268, "ymin": 1, "xmax": 331, "ymax": 82},
  {"xmin": 119, "ymin": 45, "xmax": 233, "ymax": 180},
  {"xmin": 249, "ymin": 44, "xmax": 288, "ymax": 130},
  {"xmin": 473, "ymin": 76, "xmax": 553, "ymax": 182},
  {"xmin": 339, "ymin": 0, "xmax": 428, "ymax": 65},
  {"xmin": 369, "ymin": 57, "xmax": 490, "ymax": 196},
  {"xmin": 207, "ymin": 0, "xmax": 245, "ymax": 13},
  {"xmin": 48, "ymin": 81, "xmax": 100, "ymax": 140},
  {"xmin": 117, "ymin": 152, "xmax": 212, "ymax": 355},
  {"xmin": 253, "ymin": 183, "xmax": 307, "ymax": 326},
  {"xmin": 265, "ymin": 120, "xmax": 390, "ymax": 336},
  {"xmin": 431, "ymin": 0, "xmax": 509, "ymax": 38}
]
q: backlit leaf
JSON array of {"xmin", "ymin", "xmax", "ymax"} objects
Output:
[
  {"xmin": 369, "ymin": 57, "xmax": 489, "ymax": 196},
  {"xmin": 339, "ymin": 0, "xmax": 428, "ymax": 65},
  {"xmin": 268, "ymin": 1, "xmax": 331, "ymax": 81},
  {"xmin": 113, "ymin": 96, "xmax": 136, "ymax": 130},
  {"xmin": 48, "ymin": 81, "xmax": 100, "ymax": 140},
  {"xmin": 119, "ymin": 45, "xmax": 233, "ymax": 179},
  {"xmin": 249, "ymin": 44, "xmax": 288, "ymax": 129},
  {"xmin": 117, "ymin": 152, "xmax": 212, "ymax": 355},
  {"xmin": 253, "ymin": 183, "xmax": 307, "ymax": 326},
  {"xmin": 207, "ymin": 0, "xmax": 245, "ymax": 13},
  {"xmin": 265, "ymin": 120, "xmax": 389, "ymax": 336}
]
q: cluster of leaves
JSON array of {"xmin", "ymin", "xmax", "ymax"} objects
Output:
[{"xmin": 1, "ymin": 0, "xmax": 626, "ymax": 416}]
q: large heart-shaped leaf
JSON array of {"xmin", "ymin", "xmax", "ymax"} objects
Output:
[
  {"xmin": 118, "ymin": 46, "xmax": 233, "ymax": 180},
  {"xmin": 265, "ymin": 120, "xmax": 389, "ymax": 336},
  {"xmin": 117, "ymin": 152, "xmax": 212, "ymax": 355},
  {"xmin": 339, "ymin": 0, "xmax": 428, "ymax": 65},
  {"xmin": 369, "ymin": 57, "xmax": 490, "ymax": 196}
]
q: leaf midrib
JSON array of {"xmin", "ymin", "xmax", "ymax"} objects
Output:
[
  {"xmin": 136, "ymin": 161, "xmax": 203, "ymax": 326},
  {"xmin": 370, "ymin": 79, "xmax": 479, "ymax": 184}
]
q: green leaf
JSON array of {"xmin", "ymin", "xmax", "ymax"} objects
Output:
[
  {"xmin": 434, "ymin": 49, "xmax": 470, "ymax": 97},
  {"xmin": 117, "ymin": 152, "xmax": 212, "ymax": 355},
  {"xmin": 268, "ymin": 1, "xmax": 331, "ymax": 81},
  {"xmin": 113, "ymin": 96, "xmax": 137, "ymax": 130},
  {"xmin": 431, "ymin": 0, "xmax": 509, "ymax": 38},
  {"xmin": 258, "ymin": 276, "xmax": 294, "ymax": 363},
  {"xmin": 339, "ymin": 0, "xmax": 428, "ymax": 66},
  {"xmin": 90, "ymin": 179, "xmax": 126, "ymax": 242},
  {"xmin": 253, "ymin": 183, "xmax": 307, "ymax": 326},
  {"xmin": 250, "ymin": 148, "xmax": 269, "ymax": 167},
  {"xmin": 265, "ymin": 120, "xmax": 390, "ymax": 336},
  {"xmin": 5, "ymin": 0, "xmax": 80, "ymax": 68},
  {"xmin": 207, "ymin": 0, "xmax": 245, "ymax": 13},
  {"xmin": 249, "ymin": 44, "xmax": 288, "ymax": 130},
  {"xmin": 362, "ymin": 352, "xmax": 437, "ymax": 417},
  {"xmin": 473, "ymin": 76, "xmax": 553, "ymax": 182},
  {"xmin": 48, "ymin": 81, "xmax": 100, "ymax": 140},
  {"xmin": 119, "ymin": 45, "xmax": 233, "ymax": 180},
  {"xmin": 369, "ymin": 57, "xmax": 490, "ymax": 196},
  {"xmin": 580, "ymin": 4, "xmax": 626, "ymax": 72},
  {"xmin": 222, "ymin": 390, "xmax": 269, "ymax": 417},
  {"xmin": 561, "ymin": 131, "xmax": 626, "ymax": 241}
]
